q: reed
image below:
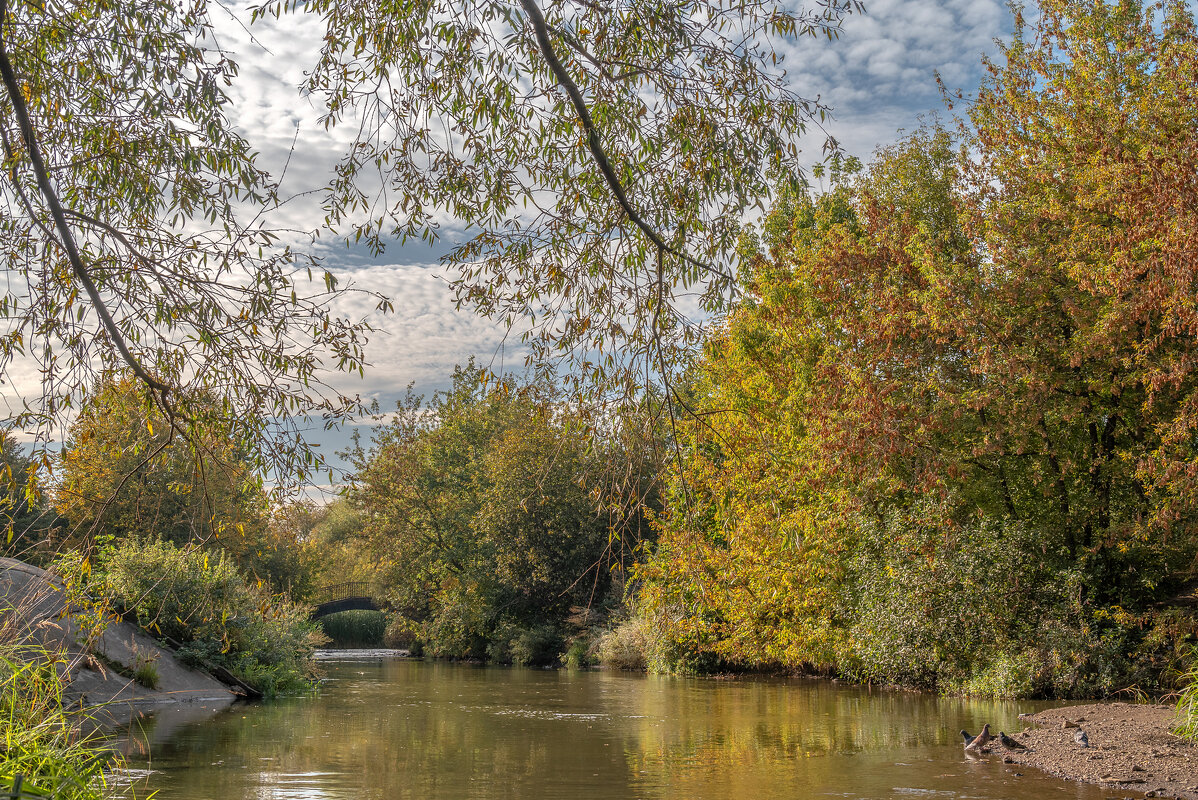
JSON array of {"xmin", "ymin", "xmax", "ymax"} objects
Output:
[
  {"xmin": 0, "ymin": 643, "xmax": 109, "ymax": 800},
  {"xmin": 320, "ymin": 610, "xmax": 386, "ymax": 648}
]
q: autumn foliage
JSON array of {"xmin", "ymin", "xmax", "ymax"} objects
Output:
[{"xmin": 636, "ymin": 0, "xmax": 1198, "ymax": 695}]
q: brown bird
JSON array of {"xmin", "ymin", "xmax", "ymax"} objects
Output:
[
  {"xmin": 965, "ymin": 723, "xmax": 993, "ymax": 751},
  {"xmin": 998, "ymin": 731, "xmax": 1027, "ymax": 750}
]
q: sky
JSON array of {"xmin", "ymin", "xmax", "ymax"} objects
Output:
[{"xmin": 209, "ymin": 0, "xmax": 1015, "ymax": 412}]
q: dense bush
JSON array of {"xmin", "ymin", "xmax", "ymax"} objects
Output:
[
  {"xmin": 349, "ymin": 367, "xmax": 657, "ymax": 663},
  {"xmin": 595, "ymin": 618, "xmax": 650, "ymax": 671},
  {"xmin": 98, "ymin": 538, "xmax": 323, "ymax": 696},
  {"xmin": 843, "ymin": 509, "xmax": 1140, "ymax": 697},
  {"xmin": 487, "ymin": 621, "xmax": 564, "ymax": 667}
]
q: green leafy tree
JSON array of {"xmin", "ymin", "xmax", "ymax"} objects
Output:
[
  {"xmin": 350, "ymin": 367, "xmax": 648, "ymax": 662},
  {"xmin": 638, "ymin": 0, "xmax": 1198, "ymax": 695},
  {"xmin": 0, "ymin": 431, "xmax": 59, "ymax": 557},
  {"xmin": 272, "ymin": 497, "xmax": 372, "ymax": 599},
  {"xmin": 2, "ymin": 0, "xmax": 864, "ymax": 486},
  {"xmin": 54, "ymin": 377, "xmax": 303, "ymax": 587}
]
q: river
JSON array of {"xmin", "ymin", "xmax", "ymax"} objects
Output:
[{"xmin": 121, "ymin": 652, "xmax": 1130, "ymax": 799}]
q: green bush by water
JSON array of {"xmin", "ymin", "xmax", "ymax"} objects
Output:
[
  {"xmin": 97, "ymin": 538, "xmax": 324, "ymax": 697},
  {"xmin": 486, "ymin": 622, "xmax": 564, "ymax": 666}
]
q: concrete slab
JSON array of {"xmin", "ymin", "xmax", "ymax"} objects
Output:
[{"xmin": 0, "ymin": 556, "xmax": 237, "ymax": 711}]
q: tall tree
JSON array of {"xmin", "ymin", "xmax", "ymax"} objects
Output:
[
  {"xmin": 2, "ymin": 0, "xmax": 863, "ymax": 486},
  {"xmin": 349, "ymin": 367, "xmax": 648, "ymax": 659},
  {"xmin": 54, "ymin": 377, "xmax": 302, "ymax": 586},
  {"xmin": 0, "ymin": 430, "xmax": 57, "ymax": 555},
  {"xmin": 965, "ymin": 0, "xmax": 1198, "ymax": 552},
  {"xmin": 638, "ymin": 0, "xmax": 1198, "ymax": 693}
]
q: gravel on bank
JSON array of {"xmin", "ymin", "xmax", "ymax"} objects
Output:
[{"xmin": 999, "ymin": 703, "xmax": 1198, "ymax": 799}]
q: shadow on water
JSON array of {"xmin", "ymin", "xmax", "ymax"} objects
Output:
[{"xmin": 122, "ymin": 657, "xmax": 1132, "ymax": 800}]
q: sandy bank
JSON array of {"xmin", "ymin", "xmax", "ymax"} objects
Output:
[{"xmin": 999, "ymin": 702, "xmax": 1198, "ymax": 799}]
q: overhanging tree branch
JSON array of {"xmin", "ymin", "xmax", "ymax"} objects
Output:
[
  {"xmin": 0, "ymin": 0, "xmax": 173, "ymax": 406},
  {"xmin": 518, "ymin": 0, "xmax": 734, "ymax": 284}
]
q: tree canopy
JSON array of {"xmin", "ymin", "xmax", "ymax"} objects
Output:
[
  {"xmin": 346, "ymin": 367, "xmax": 657, "ymax": 662},
  {"xmin": 260, "ymin": 0, "xmax": 859, "ymax": 396},
  {"xmin": 635, "ymin": 0, "xmax": 1198, "ymax": 695},
  {"xmin": 0, "ymin": 0, "xmax": 389, "ymax": 486},
  {"xmin": 55, "ymin": 376, "xmax": 306, "ymax": 587},
  {"xmin": 1, "ymin": 0, "xmax": 861, "ymax": 495}
]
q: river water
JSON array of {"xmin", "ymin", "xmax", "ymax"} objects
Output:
[{"xmin": 122, "ymin": 653, "xmax": 1131, "ymax": 800}]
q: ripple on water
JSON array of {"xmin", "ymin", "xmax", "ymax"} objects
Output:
[{"xmin": 488, "ymin": 708, "xmax": 607, "ymax": 721}]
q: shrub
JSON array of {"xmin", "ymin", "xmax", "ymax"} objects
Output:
[
  {"xmin": 382, "ymin": 617, "xmax": 423, "ymax": 655},
  {"xmin": 97, "ymin": 538, "xmax": 324, "ymax": 697},
  {"xmin": 487, "ymin": 621, "xmax": 564, "ymax": 666},
  {"xmin": 561, "ymin": 636, "xmax": 594, "ymax": 669},
  {"xmin": 1175, "ymin": 648, "xmax": 1198, "ymax": 740},
  {"xmin": 842, "ymin": 509, "xmax": 1181, "ymax": 698},
  {"xmin": 130, "ymin": 645, "xmax": 161, "ymax": 690},
  {"xmin": 595, "ymin": 618, "xmax": 649, "ymax": 671}
]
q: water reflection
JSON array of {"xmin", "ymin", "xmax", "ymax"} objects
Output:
[{"xmin": 126, "ymin": 659, "xmax": 1127, "ymax": 800}]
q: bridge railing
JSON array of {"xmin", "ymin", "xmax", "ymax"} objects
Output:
[{"xmin": 313, "ymin": 581, "xmax": 371, "ymax": 604}]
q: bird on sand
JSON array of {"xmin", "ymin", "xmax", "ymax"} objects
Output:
[
  {"xmin": 998, "ymin": 731, "xmax": 1027, "ymax": 751},
  {"xmin": 965, "ymin": 723, "xmax": 993, "ymax": 751},
  {"xmin": 1074, "ymin": 729, "xmax": 1089, "ymax": 748}
]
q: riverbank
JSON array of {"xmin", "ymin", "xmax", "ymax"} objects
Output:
[
  {"xmin": 1, "ymin": 557, "xmax": 238, "ymax": 712},
  {"xmin": 1003, "ymin": 703, "xmax": 1198, "ymax": 799}
]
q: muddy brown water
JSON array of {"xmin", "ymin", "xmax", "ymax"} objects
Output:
[{"xmin": 120, "ymin": 654, "xmax": 1139, "ymax": 800}]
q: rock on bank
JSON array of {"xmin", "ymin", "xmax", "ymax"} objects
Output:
[{"xmin": 0, "ymin": 556, "xmax": 236, "ymax": 714}]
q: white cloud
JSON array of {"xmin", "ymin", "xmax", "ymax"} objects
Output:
[
  {"xmin": 780, "ymin": 0, "xmax": 1011, "ymax": 161},
  {"xmin": 320, "ymin": 260, "xmax": 528, "ymax": 405}
]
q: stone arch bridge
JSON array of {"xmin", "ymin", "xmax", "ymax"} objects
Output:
[{"xmin": 310, "ymin": 581, "xmax": 382, "ymax": 619}]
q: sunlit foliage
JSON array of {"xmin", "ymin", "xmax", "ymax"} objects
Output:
[
  {"xmin": 638, "ymin": 0, "xmax": 1198, "ymax": 695},
  {"xmin": 348, "ymin": 367, "xmax": 655, "ymax": 663},
  {"xmin": 55, "ymin": 377, "xmax": 306, "ymax": 588}
]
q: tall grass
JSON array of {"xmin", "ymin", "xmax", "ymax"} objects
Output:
[
  {"xmin": 319, "ymin": 610, "xmax": 386, "ymax": 648},
  {"xmin": 0, "ymin": 644, "xmax": 109, "ymax": 800},
  {"xmin": 1175, "ymin": 647, "xmax": 1198, "ymax": 740}
]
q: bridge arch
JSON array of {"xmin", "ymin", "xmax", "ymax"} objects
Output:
[{"xmin": 310, "ymin": 581, "xmax": 381, "ymax": 620}]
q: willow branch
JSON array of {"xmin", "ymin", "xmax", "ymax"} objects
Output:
[
  {"xmin": 0, "ymin": 0, "xmax": 173, "ymax": 404},
  {"xmin": 519, "ymin": 0, "xmax": 734, "ymax": 283}
]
